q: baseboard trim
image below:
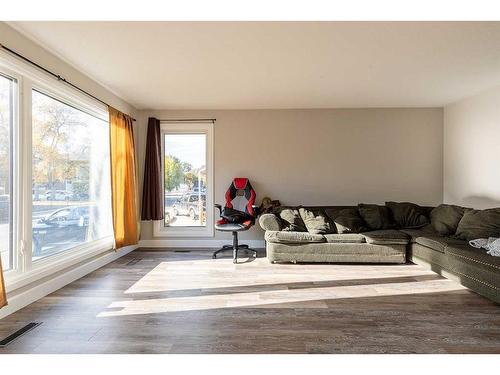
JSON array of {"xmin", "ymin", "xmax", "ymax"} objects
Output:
[
  {"xmin": 0, "ymin": 245, "xmax": 137, "ymax": 319},
  {"xmin": 139, "ymin": 239, "xmax": 266, "ymax": 249}
]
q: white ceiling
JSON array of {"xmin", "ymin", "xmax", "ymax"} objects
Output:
[{"xmin": 9, "ymin": 21, "xmax": 500, "ymax": 110}]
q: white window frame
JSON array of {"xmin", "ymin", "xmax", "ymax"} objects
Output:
[
  {"xmin": 0, "ymin": 50, "xmax": 114, "ymax": 292},
  {"xmin": 153, "ymin": 121, "xmax": 214, "ymax": 238},
  {"xmin": 0, "ymin": 66, "xmax": 21, "ymax": 276}
]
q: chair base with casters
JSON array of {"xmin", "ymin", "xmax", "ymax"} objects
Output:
[{"xmin": 212, "ymin": 222, "xmax": 258, "ymax": 263}]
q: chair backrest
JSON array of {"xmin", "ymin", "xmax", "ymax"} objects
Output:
[{"xmin": 224, "ymin": 178, "xmax": 256, "ymax": 217}]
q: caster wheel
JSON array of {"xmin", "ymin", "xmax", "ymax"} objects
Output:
[
  {"xmin": 212, "ymin": 255, "xmax": 216, "ymax": 259},
  {"xmin": 233, "ymin": 259, "xmax": 237, "ymax": 264}
]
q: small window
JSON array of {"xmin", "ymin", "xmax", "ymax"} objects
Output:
[{"xmin": 155, "ymin": 122, "xmax": 214, "ymax": 237}]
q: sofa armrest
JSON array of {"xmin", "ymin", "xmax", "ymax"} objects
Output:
[{"xmin": 259, "ymin": 213, "xmax": 282, "ymax": 231}]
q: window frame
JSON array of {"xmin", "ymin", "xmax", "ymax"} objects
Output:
[
  {"xmin": 153, "ymin": 121, "xmax": 214, "ymax": 238},
  {"xmin": 0, "ymin": 67, "xmax": 20, "ymax": 274},
  {"xmin": 29, "ymin": 86, "xmax": 114, "ymax": 268},
  {"xmin": 0, "ymin": 49, "xmax": 115, "ymax": 291}
]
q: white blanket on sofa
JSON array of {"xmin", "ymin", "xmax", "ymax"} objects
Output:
[{"xmin": 469, "ymin": 237, "xmax": 500, "ymax": 257}]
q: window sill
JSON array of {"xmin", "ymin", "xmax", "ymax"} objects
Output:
[
  {"xmin": 153, "ymin": 220, "xmax": 215, "ymax": 237},
  {"xmin": 4, "ymin": 237, "xmax": 114, "ymax": 293}
]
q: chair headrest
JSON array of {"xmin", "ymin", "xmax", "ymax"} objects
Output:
[{"xmin": 224, "ymin": 178, "xmax": 256, "ymax": 216}]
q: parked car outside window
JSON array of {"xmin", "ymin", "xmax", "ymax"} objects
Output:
[
  {"xmin": 173, "ymin": 192, "xmax": 206, "ymax": 220},
  {"xmin": 45, "ymin": 190, "xmax": 72, "ymax": 201},
  {"xmin": 32, "ymin": 205, "xmax": 92, "ymax": 258},
  {"xmin": 0, "ymin": 194, "xmax": 9, "ymax": 223}
]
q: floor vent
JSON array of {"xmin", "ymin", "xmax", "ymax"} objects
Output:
[
  {"xmin": 126, "ymin": 258, "xmax": 142, "ymax": 266},
  {"xmin": 174, "ymin": 250, "xmax": 191, "ymax": 253},
  {"xmin": 0, "ymin": 322, "xmax": 42, "ymax": 347}
]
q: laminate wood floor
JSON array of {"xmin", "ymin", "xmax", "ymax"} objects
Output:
[{"xmin": 0, "ymin": 248, "xmax": 499, "ymax": 354}]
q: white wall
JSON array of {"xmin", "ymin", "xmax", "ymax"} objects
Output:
[
  {"xmin": 137, "ymin": 108, "xmax": 444, "ymax": 243},
  {"xmin": 0, "ymin": 22, "xmax": 136, "ymax": 118},
  {"xmin": 444, "ymin": 84, "xmax": 500, "ymax": 209}
]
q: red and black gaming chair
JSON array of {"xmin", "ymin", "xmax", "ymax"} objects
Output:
[{"xmin": 213, "ymin": 178, "xmax": 258, "ymax": 263}]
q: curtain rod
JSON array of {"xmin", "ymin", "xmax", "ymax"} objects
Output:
[
  {"xmin": 159, "ymin": 118, "xmax": 216, "ymax": 122},
  {"xmin": 0, "ymin": 43, "xmax": 136, "ymax": 122}
]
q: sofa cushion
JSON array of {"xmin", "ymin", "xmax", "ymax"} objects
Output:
[
  {"xmin": 258, "ymin": 213, "xmax": 282, "ymax": 231},
  {"xmin": 299, "ymin": 208, "xmax": 335, "ymax": 234},
  {"xmin": 455, "ymin": 208, "xmax": 500, "ymax": 241},
  {"xmin": 430, "ymin": 204, "xmax": 470, "ymax": 236},
  {"xmin": 325, "ymin": 208, "xmax": 368, "ymax": 234},
  {"xmin": 362, "ymin": 229, "xmax": 410, "ymax": 245},
  {"xmin": 358, "ymin": 204, "xmax": 395, "ymax": 230},
  {"xmin": 445, "ymin": 243, "xmax": 500, "ymax": 274},
  {"xmin": 399, "ymin": 226, "xmax": 437, "ymax": 243},
  {"xmin": 385, "ymin": 201, "xmax": 430, "ymax": 229},
  {"xmin": 267, "ymin": 242, "xmax": 406, "ymax": 264},
  {"xmin": 276, "ymin": 208, "xmax": 307, "ymax": 232},
  {"xmin": 265, "ymin": 230, "xmax": 325, "ymax": 244},
  {"xmin": 324, "ymin": 233, "xmax": 366, "ymax": 243},
  {"xmin": 415, "ymin": 236, "xmax": 464, "ymax": 254}
]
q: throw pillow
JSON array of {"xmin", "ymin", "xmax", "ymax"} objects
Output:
[
  {"xmin": 385, "ymin": 201, "xmax": 429, "ymax": 229},
  {"xmin": 430, "ymin": 204, "xmax": 470, "ymax": 236},
  {"xmin": 298, "ymin": 208, "xmax": 335, "ymax": 234},
  {"xmin": 325, "ymin": 208, "xmax": 368, "ymax": 234},
  {"xmin": 358, "ymin": 203, "xmax": 395, "ymax": 230},
  {"xmin": 455, "ymin": 208, "xmax": 500, "ymax": 241},
  {"xmin": 276, "ymin": 208, "xmax": 307, "ymax": 232}
]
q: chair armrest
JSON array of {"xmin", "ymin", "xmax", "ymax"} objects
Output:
[
  {"xmin": 214, "ymin": 204, "xmax": 222, "ymax": 216},
  {"xmin": 258, "ymin": 213, "xmax": 282, "ymax": 231}
]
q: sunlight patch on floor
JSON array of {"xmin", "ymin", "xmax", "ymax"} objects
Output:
[
  {"xmin": 124, "ymin": 259, "xmax": 437, "ymax": 294},
  {"xmin": 99, "ymin": 279, "xmax": 465, "ymax": 317}
]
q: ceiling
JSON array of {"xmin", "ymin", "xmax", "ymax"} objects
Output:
[{"xmin": 9, "ymin": 21, "xmax": 500, "ymax": 110}]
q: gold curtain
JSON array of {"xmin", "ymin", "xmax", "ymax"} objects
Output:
[
  {"xmin": 0, "ymin": 258, "xmax": 6, "ymax": 309},
  {"xmin": 109, "ymin": 107, "xmax": 139, "ymax": 249}
]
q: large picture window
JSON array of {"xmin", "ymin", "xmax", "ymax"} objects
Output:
[
  {"xmin": 154, "ymin": 121, "xmax": 214, "ymax": 237},
  {"xmin": 0, "ymin": 49, "xmax": 118, "ymax": 296},
  {"xmin": 0, "ymin": 74, "xmax": 15, "ymax": 271},
  {"xmin": 31, "ymin": 90, "xmax": 113, "ymax": 260}
]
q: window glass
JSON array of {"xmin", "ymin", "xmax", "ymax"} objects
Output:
[
  {"xmin": 0, "ymin": 74, "xmax": 14, "ymax": 271},
  {"xmin": 31, "ymin": 89, "xmax": 113, "ymax": 260},
  {"xmin": 164, "ymin": 134, "xmax": 207, "ymax": 227}
]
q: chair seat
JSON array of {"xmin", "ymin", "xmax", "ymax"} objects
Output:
[{"xmin": 215, "ymin": 220, "xmax": 252, "ymax": 232}]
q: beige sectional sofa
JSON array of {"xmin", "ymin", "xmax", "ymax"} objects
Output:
[{"xmin": 258, "ymin": 204, "xmax": 500, "ymax": 304}]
